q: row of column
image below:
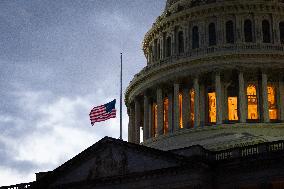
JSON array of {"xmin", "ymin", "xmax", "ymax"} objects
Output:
[{"xmin": 128, "ymin": 72, "xmax": 284, "ymax": 143}]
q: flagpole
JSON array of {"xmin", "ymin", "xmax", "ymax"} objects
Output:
[{"xmin": 119, "ymin": 53, "xmax": 123, "ymax": 140}]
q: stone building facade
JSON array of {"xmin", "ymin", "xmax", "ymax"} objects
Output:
[
  {"xmin": 3, "ymin": 0, "xmax": 284, "ymax": 188},
  {"xmin": 125, "ymin": 0, "xmax": 284, "ymax": 151}
]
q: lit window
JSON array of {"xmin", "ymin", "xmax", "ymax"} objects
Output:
[
  {"xmin": 179, "ymin": 93, "xmax": 183, "ymax": 128},
  {"xmin": 268, "ymin": 85, "xmax": 278, "ymax": 120},
  {"xmin": 190, "ymin": 89, "xmax": 195, "ymax": 127},
  {"xmin": 163, "ymin": 98, "xmax": 169, "ymax": 134},
  {"xmin": 152, "ymin": 103, "xmax": 158, "ymax": 137},
  {"xmin": 208, "ymin": 92, "xmax": 216, "ymax": 123},
  {"xmin": 228, "ymin": 97, "xmax": 238, "ymax": 121},
  {"xmin": 247, "ymin": 85, "xmax": 258, "ymax": 119}
]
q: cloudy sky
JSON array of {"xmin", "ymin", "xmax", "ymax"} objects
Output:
[{"xmin": 0, "ymin": 0, "xmax": 165, "ymax": 186}]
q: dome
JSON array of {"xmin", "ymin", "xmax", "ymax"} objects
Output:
[
  {"xmin": 126, "ymin": 0, "xmax": 284, "ymax": 151},
  {"xmin": 165, "ymin": 0, "xmax": 181, "ymax": 10}
]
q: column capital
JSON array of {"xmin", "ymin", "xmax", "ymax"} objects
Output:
[{"xmin": 236, "ymin": 66, "xmax": 246, "ymax": 73}]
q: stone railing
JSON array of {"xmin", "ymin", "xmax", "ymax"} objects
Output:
[
  {"xmin": 212, "ymin": 140, "xmax": 284, "ymax": 161},
  {"xmin": 0, "ymin": 182, "xmax": 34, "ymax": 189}
]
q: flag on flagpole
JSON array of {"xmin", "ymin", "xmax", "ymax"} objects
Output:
[{"xmin": 89, "ymin": 99, "xmax": 116, "ymax": 125}]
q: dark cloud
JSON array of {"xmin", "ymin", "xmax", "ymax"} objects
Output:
[{"xmin": 0, "ymin": 0, "xmax": 165, "ymax": 185}]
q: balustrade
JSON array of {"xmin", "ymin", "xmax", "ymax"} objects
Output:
[{"xmin": 0, "ymin": 182, "xmax": 34, "ymax": 189}]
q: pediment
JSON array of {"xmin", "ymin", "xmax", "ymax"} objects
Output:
[{"xmin": 47, "ymin": 137, "xmax": 182, "ymax": 186}]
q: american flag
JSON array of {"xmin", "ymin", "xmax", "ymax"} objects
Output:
[{"xmin": 89, "ymin": 99, "xmax": 116, "ymax": 125}]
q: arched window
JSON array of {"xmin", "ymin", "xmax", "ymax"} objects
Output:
[
  {"xmin": 209, "ymin": 23, "xmax": 216, "ymax": 46},
  {"xmin": 166, "ymin": 36, "xmax": 172, "ymax": 57},
  {"xmin": 228, "ymin": 97, "xmax": 238, "ymax": 121},
  {"xmin": 247, "ymin": 85, "xmax": 258, "ymax": 120},
  {"xmin": 279, "ymin": 22, "xmax": 284, "ymax": 44},
  {"xmin": 267, "ymin": 85, "xmax": 278, "ymax": 120},
  {"xmin": 152, "ymin": 103, "xmax": 158, "ymax": 137},
  {"xmin": 262, "ymin": 20, "xmax": 271, "ymax": 43},
  {"xmin": 179, "ymin": 93, "xmax": 183, "ymax": 128},
  {"xmin": 157, "ymin": 43, "xmax": 160, "ymax": 59},
  {"xmin": 149, "ymin": 45, "xmax": 153, "ymax": 62},
  {"xmin": 190, "ymin": 89, "xmax": 195, "ymax": 127},
  {"xmin": 178, "ymin": 31, "xmax": 184, "ymax": 54},
  {"xmin": 192, "ymin": 26, "xmax": 199, "ymax": 49},
  {"xmin": 208, "ymin": 92, "xmax": 216, "ymax": 123},
  {"xmin": 226, "ymin": 20, "xmax": 235, "ymax": 44},
  {"xmin": 163, "ymin": 98, "xmax": 169, "ymax": 134},
  {"xmin": 154, "ymin": 39, "xmax": 158, "ymax": 61},
  {"xmin": 244, "ymin": 19, "xmax": 253, "ymax": 42}
]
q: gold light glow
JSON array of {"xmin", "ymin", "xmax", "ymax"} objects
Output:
[
  {"xmin": 208, "ymin": 92, "xmax": 216, "ymax": 123},
  {"xmin": 268, "ymin": 85, "xmax": 278, "ymax": 120},
  {"xmin": 179, "ymin": 93, "xmax": 183, "ymax": 128},
  {"xmin": 163, "ymin": 98, "xmax": 169, "ymax": 134},
  {"xmin": 247, "ymin": 85, "xmax": 258, "ymax": 119},
  {"xmin": 190, "ymin": 89, "xmax": 195, "ymax": 127},
  {"xmin": 152, "ymin": 103, "xmax": 158, "ymax": 137},
  {"xmin": 228, "ymin": 97, "xmax": 238, "ymax": 121}
]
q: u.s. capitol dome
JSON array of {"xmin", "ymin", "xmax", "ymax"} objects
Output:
[{"xmin": 125, "ymin": 0, "xmax": 284, "ymax": 151}]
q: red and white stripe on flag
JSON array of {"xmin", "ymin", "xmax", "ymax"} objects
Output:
[{"xmin": 89, "ymin": 104, "xmax": 116, "ymax": 125}]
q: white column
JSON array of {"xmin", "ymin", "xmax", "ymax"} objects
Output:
[
  {"xmin": 129, "ymin": 106, "xmax": 135, "ymax": 143},
  {"xmin": 128, "ymin": 108, "xmax": 132, "ymax": 142},
  {"xmin": 160, "ymin": 37, "xmax": 164, "ymax": 59},
  {"xmin": 148, "ymin": 102, "xmax": 153, "ymax": 138},
  {"xmin": 199, "ymin": 22, "xmax": 205, "ymax": 48},
  {"xmin": 222, "ymin": 83, "xmax": 228, "ymax": 121},
  {"xmin": 143, "ymin": 96, "xmax": 149, "ymax": 141},
  {"xmin": 194, "ymin": 78, "xmax": 200, "ymax": 127},
  {"xmin": 171, "ymin": 32, "xmax": 175, "ymax": 56},
  {"xmin": 238, "ymin": 72, "xmax": 247, "ymax": 123},
  {"xmin": 199, "ymin": 84, "xmax": 205, "ymax": 127},
  {"xmin": 157, "ymin": 88, "xmax": 164, "ymax": 136},
  {"xmin": 216, "ymin": 72, "xmax": 223, "ymax": 125},
  {"xmin": 217, "ymin": 17, "xmax": 225, "ymax": 45},
  {"xmin": 174, "ymin": 83, "xmax": 180, "ymax": 131},
  {"xmin": 134, "ymin": 99, "xmax": 141, "ymax": 144},
  {"xmin": 255, "ymin": 16, "xmax": 262, "ymax": 43},
  {"xmin": 272, "ymin": 14, "xmax": 280, "ymax": 44},
  {"xmin": 262, "ymin": 72, "xmax": 269, "ymax": 123},
  {"xmin": 168, "ymin": 92, "xmax": 173, "ymax": 133},
  {"xmin": 182, "ymin": 87, "xmax": 190, "ymax": 129},
  {"xmin": 183, "ymin": 23, "xmax": 189, "ymax": 53},
  {"xmin": 236, "ymin": 15, "xmax": 243, "ymax": 43},
  {"xmin": 279, "ymin": 77, "xmax": 284, "ymax": 121}
]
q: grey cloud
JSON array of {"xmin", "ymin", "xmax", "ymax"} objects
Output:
[{"xmin": 0, "ymin": 0, "xmax": 165, "ymax": 185}]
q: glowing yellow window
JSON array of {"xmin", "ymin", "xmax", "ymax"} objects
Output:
[
  {"xmin": 179, "ymin": 93, "xmax": 183, "ymax": 128},
  {"xmin": 268, "ymin": 85, "xmax": 278, "ymax": 120},
  {"xmin": 163, "ymin": 98, "xmax": 169, "ymax": 134},
  {"xmin": 190, "ymin": 89, "xmax": 195, "ymax": 127},
  {"xmin": 208, "ymin": 92, "xmax": 216, "ymax": 123},
  {"xmin": 247, "ymin": 85, "xmax": 258, "ymax": 120},
  {"xmin": 152, "ymin": 103, "xmax": 158, "ymax": 137},
  {"xmin": 228, "ymin": 97, "xmax": 238, "ymax": 121}
]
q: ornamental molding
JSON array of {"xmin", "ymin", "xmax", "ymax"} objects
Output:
[{"xmin": 125, "ymin": 53, "xmax": 284, "ymax": 105}]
